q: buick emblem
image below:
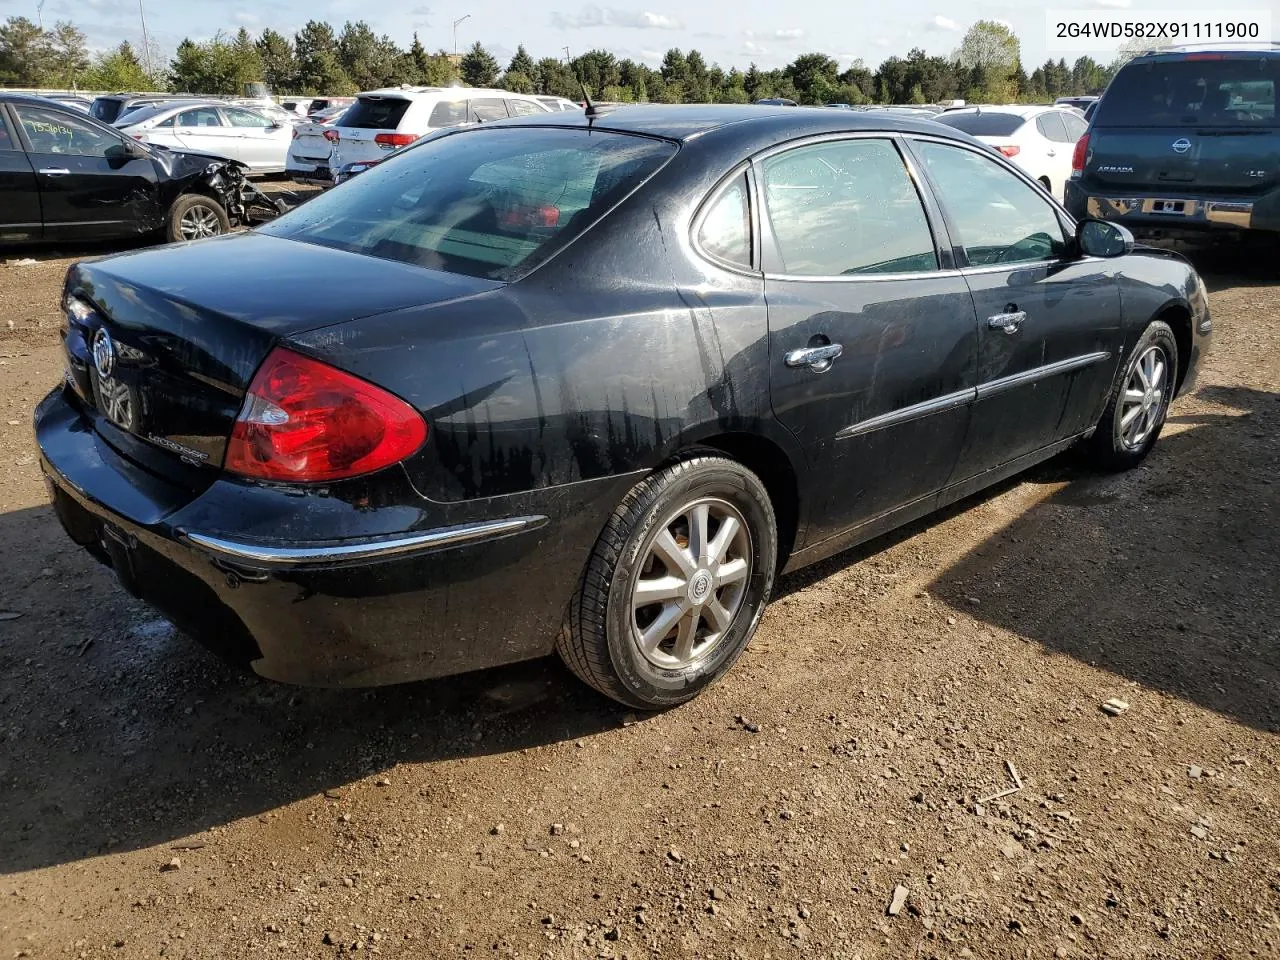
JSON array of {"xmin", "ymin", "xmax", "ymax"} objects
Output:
[
  {"xmin": 1172, "ymin": 138, "xmax": 1191, "ymax": 155},
  {"xmin": 91, "ymin": 327, "xmax": 116, "ymax": 379}
]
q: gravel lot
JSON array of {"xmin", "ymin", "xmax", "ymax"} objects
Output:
[{"xmin": 0, "ymin": 237, "xmax": 1276, "ymax": 959}]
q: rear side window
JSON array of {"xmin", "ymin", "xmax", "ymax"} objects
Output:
[
  {"xmin": 1062, "ymin": 113, "xmax": 1087, "ymax": 140},
  {"xmin": 1036, "ymin": 113, "xmax": 1070, "ymax": 143},
  {"xmin": 224, "ymin": 107, "xmax": 268, "ymax": 128},
  {"xmin": 428, "ymin": 100, "xmax": 468, "ymax": 127},
  {"xmin": 1097, "ymin": 58, "xmax": 1279, "ymax": 126},
  {"xmin": 263, "ymin": 127, "xmax": 676, "ymax": 281},
  {"xmin": 342, "ymin": 97, "xmax": 412, "ymax": 130},
  {"xmin": 470, "ymin": 98, "xmax": 509, "ymax": 122},
  {"xmin": 761, "ymin": 138, "xmax": 938, "ymax": 276},
  {"xmin": 176, "ymin": 107, "xmax": 223, "ymax": 128},
  {"xmin": 90, "ymin": 99, "xmax": 121, "ymax": 123},
  {"xmin": 935, "ymin": 113, "xmax": 1025, "ymax": 136},
  {"xmin": 696, "ymin": 174, "xmax": 752, "ymax": 268}
]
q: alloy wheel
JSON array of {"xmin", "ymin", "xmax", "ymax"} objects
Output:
[
  {"xmin": 180, "ymin": 204, "xmax": 223, "ymax": 240},
  {"xmin": 1118, "ymin": 344, "xmax": 1170, "ymax": 450},
  {"xmin": 629, "ymin": 497, "xmax": 752, "ymax": 670}
]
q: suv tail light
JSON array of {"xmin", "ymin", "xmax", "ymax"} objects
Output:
[
  {"xmin": 375, "ymin": 133, "xmax": 420, "ymax": 148},
  {"xmin": 224, "ymin": 348, "xmax": 427, "ymax": 483},
  {"xmin": 323, "ymin": 128, "xmax": 340, "ymax": 143},
  {"xmin": 1071, "ymin": 132, "xmax": 1090, "ymax": 177},
  {"xmin": 996, "ymin": 145, "xmax": 1020, "ymax": 158}
]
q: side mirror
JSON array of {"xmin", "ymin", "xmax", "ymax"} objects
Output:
[
  {"xmin": 1076, "ymin": 218, "xmax": 1133, "ymax": 258},
  {"xmin": 105, "ymin": 140, "xmax": 148, "ymax": 162}
]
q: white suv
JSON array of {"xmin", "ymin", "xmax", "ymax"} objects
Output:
[{"xmin": 287, "ymin": 86, "xmax": 553, "ymax": 185}]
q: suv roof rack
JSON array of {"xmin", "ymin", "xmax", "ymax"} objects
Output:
[{"xmin": 1141, "ymin": 41, "xmax": 1280, "ymax": 55}]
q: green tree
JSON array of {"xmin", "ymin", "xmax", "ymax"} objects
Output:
[
  {"xmin": 572, "ymin": 49, "xmax": 619, "ymax": 98},
  {"xmin": 338, "ymin": 20, "xmax": 401, "ymax": 89},
  {"xmin": 295, "ymin": 20, "xmax": 353, "ymax": 95},
  {"xmin": 785, "ymin": 52, "xmax": 839, "ymax": 104},
  {"xmin": 683, "ymin": 49, "xmax": 710, "ymax": 102},
  {"xmin": 507, "ymin": 44, "xmax": 538, "ymax": 88},
  {"xmin": 83, "ymin": 41, "xmax": 153, "ymax": 91},
  {"xmin": 407, "ymin": 32, "xmax": 432, "ymax": 82},
  {"xmin": 536, "ymin": 56, "xmax": 577, "ymax": 98},
  {"xmin": 743, "ymin": 63, "xmax": 761, "ymax": 99},
  {"xmin": 955, "ymin": 19, "xmax": 1020, "ymax": 74},
  {"xmin": 46, "ymin": 21, "xmax": 89, "ymax": 88},
  {"xmin": 501, "ymin": 69, "xmax": 534, "ymax": 93},
  {"xmin": 257, "ymin": 29, "xmax": 297, "ymax": 93},
  {"xmin": 660, "ymin": 48, "xmax": 687, "ymax": 85},
  {"xmin": 422, "ymin": 51, "xmax": 459, "ymax": 86},
  {"xmin": 459, "ymin": 40, "xmax": 499, "ymax": 87},
  {"xmin": 232, "ymin": 27, "xmax": 262, "ymax": 86},
  {"xmin": 0, "ymin": 16, "xmax": 53, "ymax": 85}
]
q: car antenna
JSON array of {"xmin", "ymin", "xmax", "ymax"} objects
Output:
[{"xmin": 578, "ymin": 74, "xmax": 607, "ymax": 124}]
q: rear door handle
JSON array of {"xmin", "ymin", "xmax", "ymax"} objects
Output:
[
  {"xmin": 785, "ymin": 343, "xmax": 843, "ymax": 373},
  {"xmin": 38, "ymin": 167, "xmax": 70, "ymax": 176},
  {"xmin": 988, "ymin": 311, "xmax": 1027, "ymax": 334}
]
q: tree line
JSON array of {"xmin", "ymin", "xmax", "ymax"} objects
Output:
[{"xmin": 1, "ymin": 15, "xmax": 1134, "ymax": 105}]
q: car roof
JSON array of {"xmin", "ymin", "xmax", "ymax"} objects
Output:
[
  {"xmin": 357, "ymin": 85, "xmax": 543, "ymax": 100},
  {"xmin": 1135, "ymin": 46, "xmax": 1280, "ymax": 61},
  {"xmin": 485, "ymin": 103, "xmax": 962, "ymax": 145},
  {"xmin": 941, "ymin": 105, "xmax": 1062, "ymax": 119}
]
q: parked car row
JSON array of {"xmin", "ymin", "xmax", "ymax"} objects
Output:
[
  {"xmin": 935, "ymin": 105, "xmax": 1088, "ymax": 200},
  {"xmin": 115, "ymin": 101, "xmax": 296, "ymax": 175},
  {"xmin": 0, "ymin": 94, "xmax": 289, "ymax": 244},
  {"xmin": 287, "ymin": 86, "xmax": 555, "ymax": 185}
]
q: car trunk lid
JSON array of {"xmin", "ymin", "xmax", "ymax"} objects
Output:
[
  {"xmin": 1085, "ymin": 127, "xmax": 1280, "ymax": 194},
  {"xmin": 328, "ymin": 94, "xmax": 418, "ymax": 167},
  {"xmin": 62, "ymin": 232, "xmax": 500, "ymax": 483}
]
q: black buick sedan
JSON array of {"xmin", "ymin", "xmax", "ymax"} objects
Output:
[{"xmin": 36, "ymin": 105, "xmax": 1211, "ymax": 708}]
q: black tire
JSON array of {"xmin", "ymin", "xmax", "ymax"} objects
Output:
[
  {"xmin": 1085, "ymin": 319, "xmax": 1179, "ymax": 470},
  {"xmin": 557, "ymin": 454, "xmax": 778, "ymax": 709},
  {"xmin": 166, "ymin": 194, "xmax": 231, "ymax": 243}
]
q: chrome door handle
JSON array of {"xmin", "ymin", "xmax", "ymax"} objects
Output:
[
  {"xmin": 988, "ymin": 311, "xmax": 1027, "ymax": 335},
  {"xmin": 1047, "ymin": 150, "xmax": 1057, "ymax": 157},
  {"xmin": 785, "ymin": 343, "xmax": 843, "ymax": 373},
  {"xmin": 39, "ymin": 167, "xmax": 70, "ymax": 176}
]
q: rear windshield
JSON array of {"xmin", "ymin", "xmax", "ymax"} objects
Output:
[
  {"xmin": 341, "ymin": 97, "xmax": 412, "ymax": 130},
  {"xmin": 90, "ymin": 98, "xmax": 122, "ymax": 123},
  {"xmin": 934, "ymin": 113, "xmax": 1025, "ymax": 136},
  {"xmin": 1097, "ymin": 58, "xmax": 1279, "ymax": 127},
  {"xmin": 262, "ymin": 127, "xmax": 676, "ymax": 281}
]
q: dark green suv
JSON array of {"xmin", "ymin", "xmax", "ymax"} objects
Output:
[{"xmin": 1065, "ymin": 49, "xmax": 1279, "ymax": 238}]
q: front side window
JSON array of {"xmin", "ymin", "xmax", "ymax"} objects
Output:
[
  {"xmin": 176, "ymin": 107, "xmax": 224, "ymax": 128},
  {"xmin": 13, "ymin": 106, "xmax": 123, "ymax": 157},
  {"xmin": 696, "ymin": 174, "xmax": 751, "ymax": 268},
  {"xmin": 914, "ymin": 140, "xmax": 1067, "ymax": 267},
  {"xmin": 0, "ymin": 113, "xmax": 16, "ymax": 151},
  {"xmin": 760, "ymin": 138, "xmax": 938, "ymax": 276},
  {"xmin": 507, "ymin": 99, "xmax": 543, "ymax": 117},
  {"xmin": 262, "ymin": 127, "xmax": 676, "ymax": 281},
  {"xmin": 223, "ymin": 107, "xmax": 269, "ymax": 128}
]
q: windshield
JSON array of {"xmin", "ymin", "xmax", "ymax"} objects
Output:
[
  {"xmin": 1097, "ymin": 57, "xmax": 1279, "ymax": 127},
  {"xmin": 934, "ymin": 112, "xmax": 1025, "ymax": 136},
  {"xmin": 262, "ymin": 127, "xmax": 676, "ymax": 281}
]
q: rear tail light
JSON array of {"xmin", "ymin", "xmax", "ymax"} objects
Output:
[
  {"xmin": 996, "ymin": 145, "xmax": 1020, "ymax": 158},
  {"xmin": 1071, "ymin": 132, "xmax": 1090, "ymax": 177},
  {"xmin": 374, "ymin": 133, "xmax": 420, "ymax": 148},
  {"xmin": 323, "ymin": 129, "xmax": 340, "ymax": 143},
  {"xmin": 1185, "ymin": 53, "xmax": 1227, "ymax": 61},
  {"xmin": 291, "ymin": 127, "xmax": 299, "ymax": 139},
  {"xmin": 224, "ymin": 347, "xmax": 427, "ymax": 483}
]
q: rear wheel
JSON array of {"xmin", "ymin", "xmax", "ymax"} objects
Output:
[
  {"xmin": 557, "ymin": 455, "xmax": 777, "ymax": 709},
  {"xmin": 167, "ymin": 194, "xmax": 230, "ymax": 243},
  {"xmin": 1085, "ymin": 319, "xmax": 1178, "ymax": 470}
]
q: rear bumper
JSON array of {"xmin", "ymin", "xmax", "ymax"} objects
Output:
[
  {"xmin": 1065, "ymin": 180, "xmax": 1280, "ymax": 235},
  {"xmin": 286, "ymin": 155, "xmax": 334, "ymax": 186},
  {"xmin": 36, "ymin": 386, "xmax": 630, "ymax": 687}
]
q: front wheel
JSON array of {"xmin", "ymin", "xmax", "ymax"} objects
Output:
[
  {"xmin": 557, "ymin": 455, "xmax": 777, "ymax": 709},
  {"xmin": 166, "ymin": 194, "xmax": 230, "ymax": 243},
  {"xmin": 1085, "ymin": 319, "xmax": 1179, "ymax": 470}
]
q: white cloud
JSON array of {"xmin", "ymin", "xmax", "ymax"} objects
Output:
[
  {"xmin": 234, "ymin": 11, "xmax": 260, "ymax": 25},
  {"xmin": 743, "ymin": 40, "xmax": 769, "ymax": 55},
  {"xmin": 927, "ymin": 15, "xmax": 961, "ymax": 31},
  {"xmin": 550, "ymin": 6, "xmax": 683, "ymax": 30},
  {"xmin": 773, "ymin": 28, "xmax": 804, "ymax": 40},
  {"xmin": 1092, "ymin": 0, "xmax": 1132, "ymax": 7}
]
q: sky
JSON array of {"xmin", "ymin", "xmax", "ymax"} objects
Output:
[{"xmin": 7, "ymin": 0, "xmax": 1268, "ymax": 73}]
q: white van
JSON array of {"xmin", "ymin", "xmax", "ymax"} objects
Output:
[{"xmin": 287, "ymin": 86, "xmax": 554, "ymax": 184}]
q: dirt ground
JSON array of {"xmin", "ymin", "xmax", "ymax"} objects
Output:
[{"xmin": 0, "ymin": 235, "xmax": 1276, "ymax": 960}]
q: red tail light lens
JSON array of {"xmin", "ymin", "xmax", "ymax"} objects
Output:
[
  {"xmin": 996, "ymin": 144, "xmax": 1020, "ymax": 158},
  {"xmin": 1071, "ymin": 132, "xmax": 1090, "ymax": 177},
  {"xmin": 225, "ymin": 348, "xmax": 427, "ymax": 483},
  {"xmin": 323, "ymin": 129, "xmax": 340, "ymax": 143},
  {"xmin": 374, "ymin": 133, "xmax": 420, "ymax": 148}
]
